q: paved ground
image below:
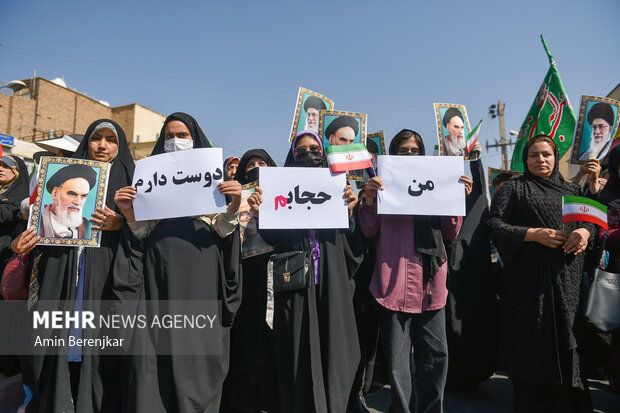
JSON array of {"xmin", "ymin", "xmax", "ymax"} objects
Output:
[
  {"xmin": 2, "ymin": 373, "xmax": 619, "ymax": 412},
  {"xmin": 366, "ymin": 374, "xmax": 620, "ymax": 413}
]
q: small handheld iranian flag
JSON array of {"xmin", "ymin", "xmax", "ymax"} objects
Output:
[
  {"xmin": 562, "ymin": 196, "xmax": 608, "ymax": 230},
  {"xmin": 325, "ymin": 143, "xmax": 373, "ymax": 174},
  {"xmin": 466, "ymin": 119, "xmax": 482, "ymax": 154}
]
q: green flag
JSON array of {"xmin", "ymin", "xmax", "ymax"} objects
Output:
[{"xmin": 510, "ymin": 35, "xmax": 576, "ymax": 171}]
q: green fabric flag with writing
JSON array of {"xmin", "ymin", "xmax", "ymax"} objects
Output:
[{"xmin": 510, "ymin": 35, "xmax": 576, "ymax": 171}]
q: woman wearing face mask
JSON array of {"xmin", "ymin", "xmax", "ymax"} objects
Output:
[
  {"xmin": 113, "ymin": 112, "xmax": 243, "ymax": 413},
  {"xmin": 490, "ymin": 135, "xmax": 595, "ymax": 413},
  {"xmin": 359, "ymin": 129, "xmax": 471, "ymax": 413},
  {"xmin": 17, "ymin": 119, "xmax": 134, "ymax": 413},
  {"xmin": 221, "ymin": 149, "xmax": 279, "ymax": 413},
  {"xmin": 245, "ymin": 131, "xmax": 363, "ymax": 413}
]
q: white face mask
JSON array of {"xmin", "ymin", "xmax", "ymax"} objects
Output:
[{"xmin": 164, "ymin": 138, "xmax": 194, "ymax": 153}]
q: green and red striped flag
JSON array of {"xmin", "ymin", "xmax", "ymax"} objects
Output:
[
  {"xmin": 325, "ymin": 143, "xmax": 373, "ymax": 173},
  {"xmin": 562, "ymin": 196, "xmax": 608, "ymax": 230},
  {"xmin": 466, "ymin": 119, "xmax": 482, "ymax": 154},
  {"xmin": 510, "ymin": 35, "xmax": 576, "ymax": 172}
]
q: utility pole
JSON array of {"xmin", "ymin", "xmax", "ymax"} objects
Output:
[{"xmin": 486, "ymin": 99, "xmax": 515, "ymax": 170}]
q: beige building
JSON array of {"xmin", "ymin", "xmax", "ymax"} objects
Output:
[
  {"xmin": 112, "ymin": 103, "xmax": 165, "ymax": 159},
  {"xmin": 0, "ymin": 76, "xmax": 164, "ymax": 161}
]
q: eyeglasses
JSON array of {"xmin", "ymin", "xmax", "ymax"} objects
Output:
[
  {"xmin": 591, "ymin": 124, "xmax": 610, "ymax": 131},
  {"xmin": 294, "ymin": 145, "xmax": 322, "ymax": 155}
]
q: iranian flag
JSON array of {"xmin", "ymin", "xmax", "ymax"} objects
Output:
[
  {"xmin": 510, "ymin": 35, "xmax": 576, "ymax": 171},
  {"xmin": 562, "ymin": 196, "xmax": 608, "ymax": 230},
  {"xmin": 325, "ymin": 143, "xmax": 373, "ymax": 173},
  {"xmin": 466, "ymin": 119, "xmax": 482, "ymax": 154},
  {"xmin": 28, "ymin": 161, "xmax": 40, "ymax": 205}
]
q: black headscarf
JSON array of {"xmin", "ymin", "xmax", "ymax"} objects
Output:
[
  {"xmin": 598, "ymin": 144, "xmax": 620, "ymax": 210},
  {"xmin": 151, "ymin": 112, "xmax": 212, "ymax": 156},
  {"xmin": 0, "ymin": 155, "xmax": 29, "ymax": 204},
  {"xmin": 522, "ymin": 135, "xmax": 573, "ymax": 195},
  {"xmin": 72, "ymin": 119, "xmax": 135, "ymax": 210},
  {"xmin": 284, "ymin": 130, "xmax": 328, "ymax": 168},
  {"xmin": 236, "ymin": 149, "xmax": 277, "ymax": 185},
  {"xmin": 388, "ymin": 129, "xmax": 445, "ymax": 285}
]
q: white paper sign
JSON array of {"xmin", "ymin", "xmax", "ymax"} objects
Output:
[
  {"xmin": 377, "ymin": 155, "xmax": 465, "ymax": 216},
  {"xmin": 259, "ymin": 167, "xmax": 349, "ymax": 229},
  {"xmin": 132, "ymin": 148, "xmax": 226, "ymax": 221}
]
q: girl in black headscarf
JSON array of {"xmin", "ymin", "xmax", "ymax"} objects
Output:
[
  {"xmin": 359, "ymin": 129, "xmax": 470, "ymax": 413},
  {"xmin": 113, "ymin": 112, "xmax": 243, "ymax": 413},
  {"xmin": 246, "ymin": 131, "xmax": 363, "ymax": 413},
  {"xmin": 596, "ymin": 144, "xmax": 620, "ymax": 393},
  {"xmin": 22, "ymin": 119, "xmax": 134, "ymax": 413},
  {"xmin": 489, "ymin": 135, "xmax": 595, "ymax": 413},
  {"xmin": 222, "ymin": 148, "xmax": 279, "ymax": 413}
]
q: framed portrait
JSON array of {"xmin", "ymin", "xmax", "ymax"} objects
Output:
[
  {"xmin": 570, "ymin": 95, "xmax": 620, "ymax": 164},
  {"xmin": 240, "ymin": 181, "xmax": 275, "ymax": 258},
  {"xmin": 433, "ymin": 103, "xmax": 472, "ymax": 158},
  {"xmin": 488, "ymin": 167, "xmax": 521, "ymax": 199},
  {"xmin": 357, "ymin": 131, "xmax": 385, "ymax": 188},
  {"xmin": 318, "ymin": 109, "xmax": 367, "ymax": 181},
  {"xmin": 28, "ymin": 156, "xmax": 110, "ymax": 247},
  {"xmin": 288, "ymin": 87, "xmax": 335, "ymax": 142}
]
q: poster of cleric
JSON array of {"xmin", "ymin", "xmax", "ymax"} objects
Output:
[
  {"xmin": 570, "ymin": 95, "xmax": 620, "ymax": 164},
  {"xmin": 28, "ymin": 157, "xmax": 110, "ymax": 247}
]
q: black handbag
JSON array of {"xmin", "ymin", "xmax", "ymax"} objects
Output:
[{"xmin": 268, "ymin": 251, "xmax": 310, "ymax": 293}]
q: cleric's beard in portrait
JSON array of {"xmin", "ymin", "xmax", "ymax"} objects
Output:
[{"xmin": 53, "ymin": 197, "xmax": 84, "ymax": 228}]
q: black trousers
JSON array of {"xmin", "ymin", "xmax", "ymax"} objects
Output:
[{"xmin": 378, "ymin": 306, "xmax": 448, "ymax": 413}]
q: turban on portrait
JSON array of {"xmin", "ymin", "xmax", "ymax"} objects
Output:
[
  {"xmin": 46, "ymin": 164, "xmax": 97, "ymax": 193},
  {"xmin": 587, "ymin": 102, "xmax": 615, "ymax": 126},
  {"xmin": 366, "ymin": 139, "xmax": 379, "ymax": 155},
  {"xmin": 325, "ymin": 115, "xmax": 359, "ymax": 138},
  {"xmin": 303, "ymin": 96, "xmax": 327, "ymax": 111},
  {"xmin": 442, "ymin": 107, "xmax": 464, "ymax": 127}
]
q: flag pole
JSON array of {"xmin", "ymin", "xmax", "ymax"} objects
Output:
[{"xmin": 540, "ymin": 34, "xmax": 555, "ymax": 65}]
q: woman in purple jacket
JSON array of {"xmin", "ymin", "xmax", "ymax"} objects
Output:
[{"xmin": 358, "ymin": 129, "xmax": 471, "ymax": 413}]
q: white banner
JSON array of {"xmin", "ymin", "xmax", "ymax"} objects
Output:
[
  {"xmin": 132, "ymin": 148, "xmax": 226, "ymax": 221},
  {"xmin": 377, "ymin": 155, "xmax": 465, "ymax": 216},
  {"xmin": 259, "ymin": 167, "xmax": 349, "ymax": 229}
]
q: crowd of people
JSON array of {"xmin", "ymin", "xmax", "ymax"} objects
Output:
[{"xmin": 0, "ymin": 112, "xmax": 618, "ymax": 413}]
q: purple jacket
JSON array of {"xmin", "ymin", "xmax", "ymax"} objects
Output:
[{"xmin": 359, "ymin": 197, "xmax": 462, "ymax": 314}]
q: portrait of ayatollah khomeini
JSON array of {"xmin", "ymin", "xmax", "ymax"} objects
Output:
[{"xmin": 39, "ymin": 164, "xmax": 97, "ymax": 239}]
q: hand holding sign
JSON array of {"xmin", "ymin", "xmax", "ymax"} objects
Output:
[
  {"xmin": 247, "ymin": 187, "xmax": 263, "ymax": 215},
  {"xmin": 460, "ymin": 175, "xmax": 473, "ymax": 195},
  {"xmin": 344, "ymin": 185, "xmax": 358, "ymax": 218},
  {"xmin": 218, "ymin": 180, "xmax": 242, "ymax": 212},
  {"xmin": 114, "ymin": 185, "xmax": 137, "ymax": 223}
]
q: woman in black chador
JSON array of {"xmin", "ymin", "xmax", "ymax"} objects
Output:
[
  {"xmin": 247, "ymin": 130, "xmax": 364, "ymax": 413},
  {"xmin": 489, "ymin": 135, "xmax": 595, "ymax": 413},
  {"xmin": 113, "ymin": 112, "xmax": 242, "ymax": 413},
  {"xmin": 27, "ymin": 119, "xmax": 134, "ymax": 413}
]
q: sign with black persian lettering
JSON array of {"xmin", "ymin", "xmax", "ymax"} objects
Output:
[
  {"xmin": 132, "ymin": 148, "xmax": 227, "ymax": 221},
  {"xmin": 377, "ymin": 155, "xmax": 465, "ymax": 216},
  {"xmin": 259, "ymin": 167, "xmax": 348, "ymax": 229}
]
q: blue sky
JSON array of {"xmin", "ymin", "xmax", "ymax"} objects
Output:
[{"xmin": 1, "ymin": 0, "xmax": 618, "ymax": 171}]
